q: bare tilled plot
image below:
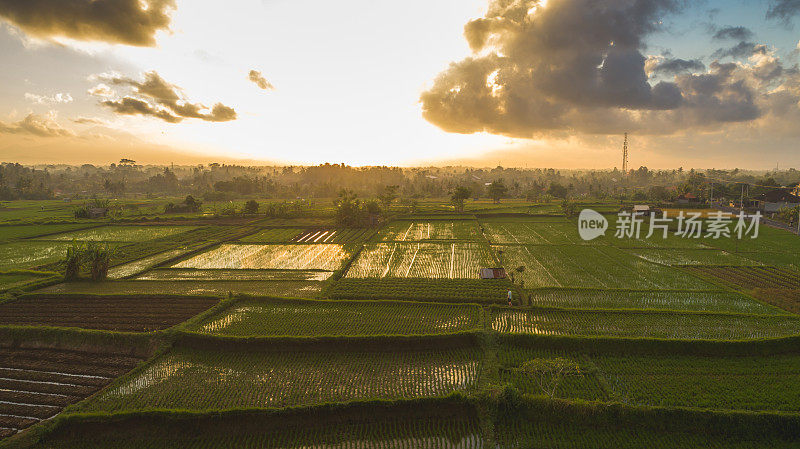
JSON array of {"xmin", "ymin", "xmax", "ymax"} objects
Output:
[
  {"xmin": 0, "ymin": 347, "xmax": 143, "ymax": 438},
  {"xmin": 0, "ymin": 295, "xmax": 218, "ymax": 332},
  {"xmin": 685, "ymin": 266, "xmax": 800, "ymax": 290},
  {"xmin": 172, "ymin": 244, "xmax": 351, "ymax": 270},
  {"xmin": 346, "ymin": 243, "xmax": 495, "ymax": 279}
]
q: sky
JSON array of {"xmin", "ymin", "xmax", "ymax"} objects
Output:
[{"xmin": 0, "ymin": 0, "xmax": 799, "ymax": 169}]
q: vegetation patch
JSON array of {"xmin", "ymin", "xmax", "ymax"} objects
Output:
[
  {"xmin": 496, "ymin": 245, "xmax": 714, "ymax": 289},
  {"xmin": 685, "ymin": 265, "xmax": 800, "ymax": 290},
  {"xmin": 526, "ymin": 288, "xmax": 780, "ymax": 314},
  {"xmin": 37, "ymin": 280, "xmax": 324, "ymax": 298},
  {"xmin": 377, "ymin": 221, "xmax": 481, "ymax": 241},
  {"xmin": 189, "ymin": 297, "xmax": 482, "ymax": 337},
  {"xmin": 491, "ymin": 307, "xmax": 800, "ymax": 340},
  {"xmin": 346, "ymin": 243, "xmax": 495, "ymax": 279},
  {"xmin": 173, "ymin": 244, "xmax": 351, "ymax": 271},
  {"xmin": 329, "ymin": 278, "xmax": 512, "ymax": 303},
  {"xmin": 625, "ymin": 248, "xmax": 761, "ymax": 266},
  {"xmin": 75, "ymin": 344, "xmax": 483, "ymax": 412},
  {"xmin": 40, "ymin": 226, "xmax": 197, "ymax": 243}
]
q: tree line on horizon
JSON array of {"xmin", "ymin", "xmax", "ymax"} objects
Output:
[{"xmin": 1, "ymin": 161, "xmax": 798, "ymax": 205}]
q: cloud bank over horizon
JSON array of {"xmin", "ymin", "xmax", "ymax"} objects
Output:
[{"xmin": 421, "ymin": 0, "xmax": 800, "ymax": 143}]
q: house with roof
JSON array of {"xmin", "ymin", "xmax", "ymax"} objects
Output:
[
  {"xmin": 675, "ymin": 193, "xmax": 699, "ymax": 205},
  {"xmin": 754, "ymin": 190, "xmax": 800, "ymax": 213}
]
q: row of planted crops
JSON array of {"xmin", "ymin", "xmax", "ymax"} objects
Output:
[{"xmin": 2, "ymin": 214, "xmax": 800, "ymax": 447}]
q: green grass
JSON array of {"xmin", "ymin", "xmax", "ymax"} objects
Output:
[
  {"xmin": 189, "ymin": 298, "xmax": 482, "ymax": 337},
  {"xmin": 497, "ymin": 245, "xmax": 714, "ymax": 289},
  {"xmin": 329, "ymin": 278, "xmax": 513, "ymax": 303},
  {"xmin": 491, "ymin": 308, "xmax": 800, "ymax": 340},
  {"xmin": 526, "ymin": 289, "xmax": 781, "ymax": 314},
  {"xmin": 36, "ymin": 280, "xmax": 324, "ymax": 298},
  {"xmin": 40, "ymin": 226, "xmax": 197, "ymax": 242},
  {"xmin": 76, "ymin": 345, "xmax": 483, "ymax": 412}
]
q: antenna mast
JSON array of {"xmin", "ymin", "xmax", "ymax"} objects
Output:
[{"xmin": 622, "ymin": 133, "xmax": 628, "ymax": 176}]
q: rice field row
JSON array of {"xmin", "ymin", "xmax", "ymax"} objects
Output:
[
  {"xmin": 481, "ymin": 221, "xmax": 579, "ymax": 245},
  {"xmin": 136, "ymin": 268, "xmax": 332, "ymax": 281},
  {"xmin": 329, "ymin": 278, "xmax": 512, "ymax": 304},
  {"xmin": 496, "ymin": 245, "xmax": 713, "ymax": 289},
  {"xmin": 38, "ymin": 280, "xmax": 324, "ymax": 298},
  {"xmin": 499, "ymin": 344, "xmax": 800, "ymax": 411},
  {"xmin": 491, "ymin": 308, "xmax": 800, "ymax": 340},
  {"xmin": 237, "ymin": 228, "xmax": 304, "ymax": 243},
  {"xmin": 33, "ymin": 415, "xmax": 484, "ymax": 449},
  {"xmin": 378, "ymin": 221, "xmax": 481, "ymax": 241},
  {"xmin": 0, "ymin": 271, "xmax": 56, "ymax": 292},
  {"xmin": 190, "ymin": 298, "xmax": 482, "ymax": 337},
  {"xmin": 526, "ymin": 289, "xmax": 780, "ymax": 314},
  {"xmin": 107, "ymin": 248, "xmax": 195, "ymax": 279},
  {"xmin": 77, "ymin": 345, "xmax": 483, "ymax": 412},
  {"xmin": 0, "ymin": 241, "xmax": 81, "ymax": 271},
  {"xmin": 346, "ymin": 243, "xmax": 495, "ymax": 279},
  {"xmin": 38, "ymin": 226, "xmax": 197, "ymax": 242},
  {"xmin": 173, "ymin": 244, "xmax": 351, "ymax": 271},
  {"xmin": 0, "ymin": 224, "xmax": 93, "ymax": 242},
  {"xmin": 624, "ymin": 248, "xmax": 761, "ymax": 266},
  {"xmin": 495, "ymin": 417, "xmax": 798, "ymax": 449},
  {"xmin": 292, "ymin": 228, "xmax": 375, "ymax": 244},
  {"xmin": 592, "ymin": 352, "xmax": 800, "ymax": 411},
  {"xmin": 684, "ymin": 265, "xmax": 800, "ymax": 290}
]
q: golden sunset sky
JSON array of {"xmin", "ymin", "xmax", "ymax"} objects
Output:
[{"xmin": 1, "ymin": 0, "xmax": 800, "ymax": 168}]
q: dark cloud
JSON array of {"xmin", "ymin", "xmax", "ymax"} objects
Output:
[
  {"xmin": 248, "ymin": 70, "xmax": 275, "ymax": 90},
  {"xmin": 0, "ymin": 0, "xmax": 175, "ymax": 46},
  {"xmin": 712, "ymin": 26, "xmax": 754, "ymax": 41},
  {"xmin": 421, "ymin": 0, "xmax": 685, "ymax": 136},
  {"xmin": 767, "ymin": 0, "xmax": 800, "ymax": 22},
  {"xmin": 90, "ymin": 71, "xmax": 237, "ymax": 123},
  {"xmin": 713, "ymin": 42, "xmax": 768, "ymax": 59},
  {"xmin": 651, "ymin": 58, "xmax": 705, "ymax": 75},
  {"xmin": 70, "ymin": 117, "xmax": 106, "ymax": 125},
  {"xmin": 422, "ymin": 0, "xmax": 796, "ymax": 138},
  {"xmin": 0, "ymin": 113, "xmax": 74, "ymax": 137}
]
